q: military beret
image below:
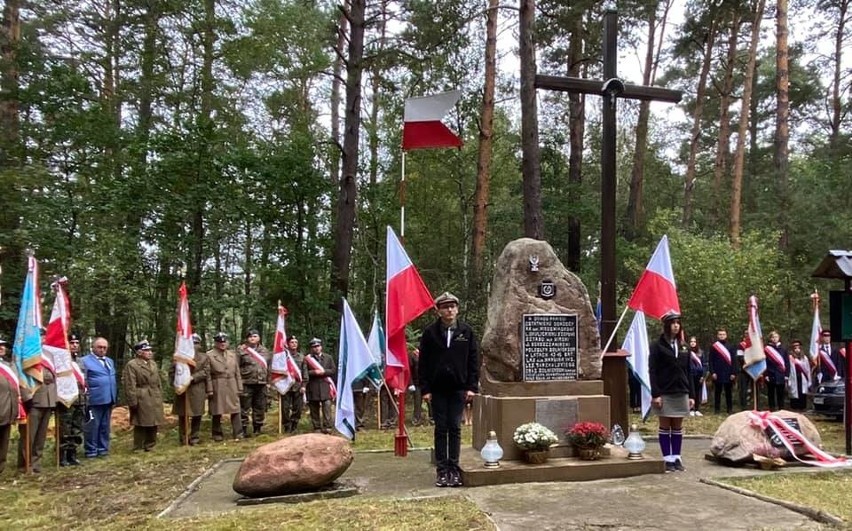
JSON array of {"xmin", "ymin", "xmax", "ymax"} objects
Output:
[
  {"xmin": 191, "ymin": 333, "xmax": 202, "ymax": 344},
  {"xmin": 287, "ymin": 335, "xmax": 298, "ymax": 342},
  {"xmin": 213, "ymin": 332, "xmax": 229, "ymax": 342},
  {"xmin": 68, "ymin": 332, "xmax": 82, "ymax": 342},
  {"xmin": 246, "ymin": 329, "xmax": 260, "ymax": 338},
  {"xmin": 309, "ymin": 338, "xmax": 322, "ymax": 347},
  {"xmin": 434, "ymin": 292, "xmax": 459, "ymax": 307},
  {"xmin": 821, "ymin": 329, "xmax": 832, "ymax": 337},
  {"xmin": 134, "ymin": 340, "xmax": 152, "ymax": 351}
]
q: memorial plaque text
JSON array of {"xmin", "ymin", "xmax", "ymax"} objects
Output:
[{"xmin": 522, "ymin": 313, "xmax": 578, "ymax": 381}]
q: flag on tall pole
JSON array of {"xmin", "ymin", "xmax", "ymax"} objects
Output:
[
  {"xmin": 364, "ymin": 312, "xmax": 386, "ymax": 390},
  {"xmin": 385, "ymin": 226, "xmax": 434, "ymax": 392},
  {"xmin": 172, "ymin": 282, "xmax": 196, "ymax": 395},
  {"xmin": 402, "ymin": 90, "xmax": 463, "ymax": 150},
  {"xmin": 335, "ymin": 298, "xmax": 382, "ymax": 439},
  {"xmin": 809, "ymin": 290, "xmax": 822, "ymax": 363},
  {"xmin": 742, "ymin": 295, "xmax": 767, "ymax": 381},
  {"xmin": 622, "ymin": 311, "xmax": 651, "ymax": 420},
  {"xmin": 270, "ymin": 303, "xmax": 301, "ymax": 395},
  {"xmin": 626, "ymin": 235, "xmax": 680, "ymax": 320},
  {"xmin": 13, "ymin": 254, "xmax": 43, "ymax": 391},
  {"xmin": 43, "ymin": 278, "xmax": 78, "ymax": 407}
]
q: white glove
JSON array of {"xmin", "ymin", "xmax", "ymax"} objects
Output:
[{"xmin": 408, "ymin": 385, "xmax": 416, "ymax": 392}]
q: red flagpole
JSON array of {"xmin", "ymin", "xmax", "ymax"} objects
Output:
[{"xmin": 395, "ymin": 390, "xmax": 407, "ymax": 456}]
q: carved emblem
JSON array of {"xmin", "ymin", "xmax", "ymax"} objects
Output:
[{"xmin": 539, "ymin": 279, "xmax": 556, "ymax": 300}]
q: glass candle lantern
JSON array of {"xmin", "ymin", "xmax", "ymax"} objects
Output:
[
  {"xmin": 623, "ymin": 424, "xmax": 646, "ymax": 460},
  {"xmin": 480, "ymin": 430, "xmax": 504, "ymax": 468}
]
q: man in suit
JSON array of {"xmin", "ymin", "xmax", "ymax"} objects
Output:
[
  {"xmin": 81, "ymin": 337, "xmax": 118, "ymax": 458},
  {"xmin": 708, "ymin": 328, "xmax": 737, "ymax": 414},
  {"xmin": 17, "ymin": 346, "xmax": 57, "ymax": 473},
  {"xmin": 301, "ymin": 338, "xmax": 336, "ymax": 433},
  {"xmin": 817, "ymin": 329, "xmax": 845, "ymax": 383},
  {"xmin": 764, "ymin": 330, "xmax": 789, "ymax": 411}
]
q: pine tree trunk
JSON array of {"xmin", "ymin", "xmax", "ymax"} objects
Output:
[
  {"xmin": 775, "ymin": 0, "xmax": 790, "ymax": 250},
  {"xmin": 829, "ymin": 0, "xmax": 848, "ymax": 148},
  {"xmin": 730, "ymin": 0, "xmax": 766, "ymax": 248},
  {"xmin": 331, "ymin": 0, "xmax": 365, "ymax": 307},
  {"xmin": 519, "ymin": 0, "xmax": 542, "ymax": 239},
  {"xmin": 472, "ymin": 0, "xmax": 497, "ymax": 287},
  {"xmin": 566, "ymin": 13, "xmax": 585, "ymax": 272},
  {"xmin": 711, "ymin": 13, "xmax": 741, "ymax": 226},
  {"xmin": 330, "ymin": 8, "xmax": 347, "ymax": 186}
]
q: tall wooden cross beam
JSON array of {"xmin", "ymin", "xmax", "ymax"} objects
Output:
[{"xmin": 536, "ymin": 9, "xmax": 682, "ymax": 429}]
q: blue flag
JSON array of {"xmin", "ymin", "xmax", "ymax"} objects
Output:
[
  {"xmin": 14, "ymin": 256, "xmax": 43, "ymax": 390},
  {"xmin": 335, "ymin": 299, "xmax": 382, "ymax": 439}
]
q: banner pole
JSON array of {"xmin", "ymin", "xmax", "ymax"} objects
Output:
[
  {"xmin": 599, "ymin": 306, "xmax": 630, "ymax": 361},
  {"xmin": 400, "ymin": 151, "xmax": 406, "ymax": 239},
  {"xmin": 278, "ymin": 394, "xmax": 283, "ymax": 435},
  {"xmin": 55, "ymin": 410, "xmax": 60, "ymax": 467},
  {"xmin": 184, "ymin": 393, "xmax": 190, "ymax": 446}
]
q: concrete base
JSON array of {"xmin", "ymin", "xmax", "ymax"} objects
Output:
[
  {"xmin": 235, "ymin": 481, "xmax": 358, "ymax": 506},
  {"xmin": 459, "ymin": 447, "xmax": 665, "ymax": 487}
]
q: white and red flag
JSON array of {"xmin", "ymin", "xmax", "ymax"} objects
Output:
[
  {"xmin": 43, "ymin": 278, "xmax": 78, "ymax": 407},
  {"xmin": 626, "ymin": 235, "xmax": 680, "ymax": 320},
  {"xmin": 402, "ymin": 90, "xmax": 463, "ymax": 150},
  {"xmin": 742, "ymin": 295, "xmax": 767, "ymax": 381},
  {"xmin": 385, "ymin": 226, "xmax": 434, "ymax": 391},
  {"xmin": 172, "ymin": 282, "xmax": 196, "ymax": 395},
  {"xmin": 808, "ymin": 290, "xmax": 822, "ymax": 363},
  {"xmin": 270, "ymin": 304, "xmax": 301, "ymax": 395}
]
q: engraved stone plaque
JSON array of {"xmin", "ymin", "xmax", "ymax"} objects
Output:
[
  {"xmin": 522, "ymin": 313, "xmax": 579, "ymax": 381},
  {"xmin": 535, "ymin": 398, "xmax": 578, "ymax": 444}
]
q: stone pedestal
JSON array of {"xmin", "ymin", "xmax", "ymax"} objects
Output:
[{"xmin": 472, "ymin": 379, "xmax": 610, "ymax": 461}]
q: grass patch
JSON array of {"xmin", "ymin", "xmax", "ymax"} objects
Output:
[{"xmin": 724, "ymin": 471, "xmax": 852, "ymax": 522}]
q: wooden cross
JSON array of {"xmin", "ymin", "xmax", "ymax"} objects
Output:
[{"xmin": 535, "ymin": 9, "xmax": 682, "ymax": 428}]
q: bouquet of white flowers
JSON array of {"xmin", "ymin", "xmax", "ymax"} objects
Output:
[{"xmin": 513, "ymin": 422, "xmax": 558, "ymax": 451}]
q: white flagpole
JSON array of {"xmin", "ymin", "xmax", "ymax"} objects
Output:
[
  {"xmin": 599, "ymin": 305, "xmax": 630, "ymax": 361},
  {"xmin": 400, "ymin": 150, "xmax": 406, "ymax": 238}
]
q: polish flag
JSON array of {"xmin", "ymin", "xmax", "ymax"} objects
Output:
[
  {"xmin": 402, "ymin": 90, "xmax": 463, "ymax": 150},
  {"xmin": 172, "ymin": 282, "xmax": 196, "ymax": 395},
  {"xmin": 808, "ymin": 292, "xmax": 822, "ymax": 363},
  {"xmin": 385, "ymin": 226, "xmax": 433, "ymax": 391},
  {"xmin": 270, "ymin": 304, "xmax": 301, "ymax": 395},
  {"xmin": 43, "ymin": 277, "xmax": 78, "ymax": 407},
  {"xmin": 627, "ymin": 235, "xmax": 680, "ymax": 320}
]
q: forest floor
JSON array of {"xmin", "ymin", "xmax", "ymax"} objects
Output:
[{"xmin": 0, "ymin": 405, "xmax": 850, "ymax": 530}]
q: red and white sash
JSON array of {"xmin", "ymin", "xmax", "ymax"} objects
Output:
[
  {"xmin": 244, "ymin": 346, "xmax": 268, "ymax": 369},
  {"xmin": 304, "ymin": 354, "xmax": 337, "ymax": 399},
  {"xmin": 712, "ymin": 341, "xmax": 733, "ymax": 365},
  {"xmin": 690, "ymin": 351, "xmax": 703, "ymax": 368},
  {"xmin": 71, "ymin": 361, "xmax": 87, "ymax": 391},
  {"xmin": 819, "ymin": 346, "xmax": 837, "ymax": 377},
  {"xmin": 764, "ymin": 345, "xmax": 786, "ymax": 371},
  {"xmin": 40, "ymin": 351, "xmax": 56, "ymax": 376},
  {"xmin": 0, "ymin": 361, "xmax": 25, "ymax": 420},
  {"xmin": 748, "ymin": 411, "xmax": 849, "ymax": 468}
]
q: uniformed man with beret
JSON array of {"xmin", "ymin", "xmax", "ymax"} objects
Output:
[
  {"xmin": 58, "ymin": 332, "xmax": 87, "ymax": 465},
  {"xmin": 302, "ymin": 338, "xmax": 336, "ymax": 433},
  {"xmin": 280, "ymin": 335, "xmax": 305, "ymax": 433},
  {"xmin": 123, "ymin": 340, "xmax": 165, "ymax": 452},
  {"xmin": 169, "ymin": 333, "xmax": 212, "ymax": 445},
  {"xmin": 238, "ymin": 329, "xmax": 271, "ymax": 437},
  {"xmin": 207, "ymin": 332, "xmax": 243, "ymax": 441}
]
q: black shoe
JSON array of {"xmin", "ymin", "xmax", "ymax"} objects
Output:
[
  {"xmin": 253, "ymin": 424, "xmax": 263, "ymax": 436},
  {"xmin": 213, "ymin": 434, "xmax": 224, "ymax": 442},
  {"xmin": 59, "ymin": 450, "xmax": 70, "ymax": 467},
  {"xmin": 449, "ymin": 469, "xmax": 463, "ymax": 487},
  {"xmin": 68, "ymin": 449, "xmax": 81, "ymax": 466},
  {"xmin": 435, "ymin": 470, "xmax": 449, "ymax": 487},
  {"xmin": 674, "ymin": 459, "xmax": 685, "ymax": 472},
  {"xmin": 665, "ymin": 462, "xmax": 676, "ymax": 473}
]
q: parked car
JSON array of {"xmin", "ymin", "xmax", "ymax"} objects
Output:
[{"xmin": 813, "ymin": 380, "xmax": 845, "ymax": 420}]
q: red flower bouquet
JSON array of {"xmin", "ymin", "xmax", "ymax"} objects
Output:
[{"xmin": 565, "ymin": 421, "xmax": 609, "ymax": 449}]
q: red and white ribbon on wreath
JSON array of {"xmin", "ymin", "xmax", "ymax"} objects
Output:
[{"xmin": 747, "ymin": 410, "xmax": 850, "ymax": 468}]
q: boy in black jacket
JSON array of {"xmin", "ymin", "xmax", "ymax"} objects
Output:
[{"xmin": 419, "ymin": 292, "xmax": 479, "ymax": 488}]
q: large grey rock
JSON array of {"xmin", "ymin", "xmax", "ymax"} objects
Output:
[
  {"xmin": 710, "ymin": 410, "xmax": 822, "ymax": 463},
  {"xmin": 233, "ymin": 434, "xmax": 354, "ymax": 497},
  {"xmin": 481, "ymin": 238, "xmax": 601, "ymax": 382}
]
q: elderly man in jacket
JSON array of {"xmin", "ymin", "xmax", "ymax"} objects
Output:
[{"xmin": 123, "ymin": 340, "xmax": 165, "ymax": 452}]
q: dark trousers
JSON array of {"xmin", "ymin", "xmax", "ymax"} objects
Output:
[
  {"xmin": 212, "ymin": 413, "xmax": 242, "ymax": 439},
  {"xmin": 431, "ymin": 390, "xmax": 465, "ymax": 473},
  {"xmin": 133, "ymin": 425, "xmax": 158, "ymax": 451},
  {"xmin": 714, "ymin": 381, "xmax": 733, "ymax": 413},
  {"xmin": 280, "ymin": 390, "xmax": 304, "ymax": 433},
  {"xmin": 18, "ymin": 407, "xmax": 52, "ymax": 471},
  {"xmin": 789, "ymin": 384, "xmax": 807, "ymax": 411},
  {"xmin": 737, "ymin": 371, "xmax": 749, "ymax": 408},
  {"xmin": 85, "ymin": 404, "xmax": 113, "ymax": 457},
  {"xmin": 691, "ymin": 375, "xmax": 703, "ymax": 412},
  {"xmin": 354, "ymin": 389, "xmax": 368, "ymax": 429},
  {"xmin": 767, "ymin": 381, "xmax": 786, "ymax": 411},
  {"xmin": 412, "ymin": 386, "xmax": 432, "ymax": 424},
  {"xmin": 240, "ymin": 383, "xmax": 268, "ymax": 433},
  {"xmin": 628, "ymin": 368, "xmax": 641, "ymax": 409},
  {"xmin": 177, "ymin": 416, "xmax": 202, "ymax": 444},
  {"xmin": 380, "ymin": 385, "xmax": 397, "ymax": 426},
  {"xmin": 58, "ymin": 403, "xmax": 86, "ymax": 451},
  {"xmin": 0, "ymin": 423, "xmax": 9, "ymax": 474},
  {"xmin": 308, "ymin": 399, "xmax": 332, "ymax": 431}
]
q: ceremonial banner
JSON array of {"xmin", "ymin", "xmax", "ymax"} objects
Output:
[
  {"xmin": 622, "ymin": 311, "xmax": 651, "ymax": 420},
  {"xmin": 363, "ymin": 312, "xmax": 385, "ymax": 390},
  {"xmin": 742, "ymin": 295, "xmax": 767, "ymax": 381},
  {"xmin": 335, "ymin": 298, "xmax": 382, "ymax": 439},
  {"xmin": 13, "ymin": 255, "xmax": 43, "ymax": 391},
  {"xmin": 626, "ymin": 235, "xmax": 680, "ymax": 320},
  {"xmin": 402, "ymin": 91, "xmax": 463, "ymax": 150},
  {"xmin": 270, "ymin": 304, "xmax": 301, "ymax": 395},
  {"xmin": 172, "ymin": 282, "xmax": 196, "ymax": 395},
  {"xmin": 43, "ymin": 278, "xmax": 78, "ymax": 407}
]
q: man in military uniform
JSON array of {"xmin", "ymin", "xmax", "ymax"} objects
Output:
[
  {"xmin": 302, "ymin": 338, "xmax": 336, "ymax": 433},
  {"xmin": 170, "ymin": 334, "xmax": 212, "ymax": 445},
  {"xmin": 17, "ymin": 344, "xmax": 57, "ymax": 473},
  {"xmin": 280, "ymin": 336, "xmax": 304, "ymax": 433},
  {"xmin": 208, "ymin": 332, "xmax": 243, "ymax": 441},
  {"xmin": 58, "ymin": 332, "xmax": 87, "ymax": 466},
  {"xmin": 0, "ymin": 338, "xmax": 23, "ymax": 474},
  {"xmin": 238, "ymin": 329, "xmax": 271, "ymax": 436},
  {"xmin": 123, "ymin": 340, "xmax": 165, "ymax": 452}
]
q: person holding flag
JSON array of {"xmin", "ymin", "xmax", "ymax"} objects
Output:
[
  {"xmin": 708, "ymin": 327, "xmax": 737, "ymax": 415},
  {"xmin": 787, "ymin": 339, "xmax": 811, "ymax": 411},
  {"xmin": 649, "ymin": 312, "xmax": 695, "ymax": 473},
  {"xmin": 419, "ymin": 292, "xmax": 479, "ymax": 488},
  {"xmin": 0, "ymin": 338, "xmax": 24, "ymax": 474},
  {"xmin": 280, "ymin": 336, "xmax": 305, "ymax": 433},
  {"xmin": 302, "ymin": 338, "xmax": 336, "ymax": 433},
  {"xmin": 169, "ymin": 334, "xmax": 212, "ymax": 445},
  {"xmin": 58, "ymin": 332, "xmax": 87, "ymax": 466},
  {"xmin": 238, "ymin": 330, "xmax": 271, "ymax": 437}
]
